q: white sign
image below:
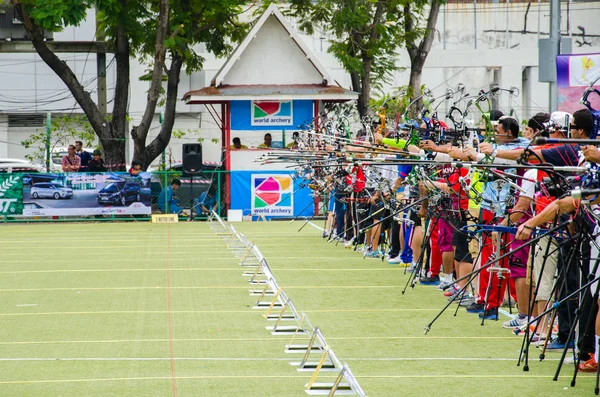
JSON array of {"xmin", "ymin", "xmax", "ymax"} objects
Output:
[
  {"xmin": 251, "ymin": 174, "xmax": 293, "ymax": 216},
  {"xmin": 569, "ymin": 54, "xmax": 600, "ymax": 87},
  {"xmin": 251, "ymin": 101, "xmax": 293, "ymax": 126}
]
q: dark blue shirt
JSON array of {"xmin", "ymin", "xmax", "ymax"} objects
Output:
[
  {"xmin": 195, "ymin": 191, "xmax": 217, "ymax": 209},
  {"xmin": 541, "ymin": 145, "xmax": 580, "ymax": 167},
  {"xmin": 76, "ymin": 151, "xmax": 93, "ymax": 171}
]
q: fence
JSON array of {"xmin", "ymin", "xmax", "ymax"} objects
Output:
[
  {"xmin": 210, "ymin": 212, "xmax": 367, "ymax": 396},
  {"xmin": 0, "ymin": 170, "xmax": 228, "ymax": 223}
]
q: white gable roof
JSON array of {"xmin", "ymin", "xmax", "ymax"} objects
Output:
[{"xmin": 211, "ymin": 4, "xmax": 332, "ymax": 87}]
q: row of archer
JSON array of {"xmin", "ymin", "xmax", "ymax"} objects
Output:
[{"xmin": 258, "ymin": 76, "xmax": 600, "ymax": 393}]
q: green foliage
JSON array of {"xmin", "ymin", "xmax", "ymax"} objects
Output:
[
  {"xmin": 370, "ymin": 84, "xmax": 432, "ymax": 122},
  {"xmin": 21, "ymin": 115, "xmax": 97, "ymax": 165},
  {"xmin": 18, "ymin": 0, "xmax": 249, "ymax": 167},
  {"xmin": 129, "ymin": 0, "xmax": 249, "ymax": 75},
  {"xmin": 20, "ymin": 0, "xmax": 91, "ymax": 31},
  {"xmin": 272, "ymin": 0, "xmax": 409, "ymax": 84}
]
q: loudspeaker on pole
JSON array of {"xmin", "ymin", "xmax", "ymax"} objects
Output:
[{"xmin": 182, "ymin": 143, "xmax": 203, "ymax": 174}]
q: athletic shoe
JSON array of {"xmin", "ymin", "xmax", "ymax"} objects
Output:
[
  {"xmin": 465, "ymin": 302, "xmax": 485, "ymax": 313},
  {"xmin": 449, "ymin": 293, "xmax": 473, "ymax": 304},
  {"xmin": 364, "ymin": 250, "xmax": 381, "ymax": 259},
  {"xmin": 344, "ymin": 238, "xmax": 354, "ymax": 248},
  {"xmin": 478, "ymin": 308, "xmax": 499, "ymax": 320},
  {"xmin": 459, "ymin": 297, "xmax": 476, "ymax": 307},
  {"xmin": 387, "ymin": 256, "xmax": 401, "ymax": 264},
  {"xmin": 406, "ymin": 263, "xmax": 417, "ymax": 272},
  {"xmin": 443, "ymin": 285, "xmax": 459, "ymax": 297},
  {"xmin": 437, "ymin": 280, "xmax": 454, "ymax": 291},
  {"xmin": 545, "ymin": 338, "xmax": 575, "ymax": 351},
  {"xmin": 578, "ymin": 353, "xmax": 598, "ymax": 372},
  {"xmin": 503, "ymin": 315, "xmax": 529, "ymax": 329},
  {"xmin": 322, "ymin": 231, "xmax": 329, "ymax": 239},
  {"xmin": 399, "ymin": 262, "xmax": 411, "ymax": 267},
  {"xmin": 513, "ymin": 324, "xmax": 539, "ymax": 337},
  {"xmin": 419, "ymin": 275, "xmax": 440, "ymax": 285},
  {"xmin": 530, "ymin": 334, "xmax": 548, "ymax": 344}
]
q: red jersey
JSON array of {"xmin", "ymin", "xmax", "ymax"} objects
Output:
[{"xmin": 447, "ymin": 167, "xmax": 470, "ymax": 211}]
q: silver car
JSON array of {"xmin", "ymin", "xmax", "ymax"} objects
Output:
[{"xmin": 30, "ymin": 183, "xmax": 73, "ymax": 199}]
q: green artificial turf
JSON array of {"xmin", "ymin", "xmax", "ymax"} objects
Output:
[{"xmin": 0, "ymin": 221, "xmax": 595, "ymax": 396}]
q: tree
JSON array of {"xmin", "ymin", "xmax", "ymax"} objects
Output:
[
  {"xmin": 11, "ymin": 0, "xmax": 247, "ymax": 170},
  {"xmin": 271, "ymin": 0, "xmax": 407, "ymax": 118},
  {"xmin": 404, "ymin": 1, "xmax": 443, "ymax": 114},
  {"xmin": 267, "ymin": 1, "xmax": 442, "ymax": 118}
]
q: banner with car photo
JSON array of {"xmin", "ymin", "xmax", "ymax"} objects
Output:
[{"xmin": 22, "ymin": 172, "xmax": 152, "ymax": 216}]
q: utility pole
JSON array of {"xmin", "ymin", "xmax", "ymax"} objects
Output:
[
  {"xmin": 548, "ymin": 0, "xmax": 560, "ymax": 112},
  {"xmin": 45, "ymin": 112, "xmax": 51, "ymax": 172}
]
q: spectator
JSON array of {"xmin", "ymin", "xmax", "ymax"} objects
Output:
[
  {"xmin": 157, "ymin": 179, "xmax": 183, "ymax": 214},
  {"xmin": 258, "ymin": 133, "xmax": 272, "ymax": 148},
  {"xmin": 232, "ymin": 137, "xmax": 248, "ymax": 150},
  {"xmin": 75, "ymin": 140, "xmax": 92, "ymax": 171},
  {"xmin": 286, "ymin": 132, "xmax": 300, "ymax": 149},
  {"xmin": 87, "ymin": 150, "xmax": 107, "ymax": 172},
  {"xmin": 194, "ymin": 190, "xmax": 218, "ymax": 216},
  {"xmin": 129, "ymin": 161, "xmax": 142, "ymax": 176},
  {"xmin": 61, "ymin": 145, "xmax": 81, "ymax": 172}
]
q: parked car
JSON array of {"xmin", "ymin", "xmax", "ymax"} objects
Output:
[
  {"xmin": 0, "ymin": 158, "xmax": 43, "ymax": 173},
  {"xmin": 30, "ymin": 183, "xmax": 73, "ymax": 199},
  {"xmin": 97, "ymin": 182, "xmax": 141, "ymax": 206}
]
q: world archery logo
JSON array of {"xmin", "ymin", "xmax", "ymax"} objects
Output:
[
  {"xmin": 251, "ymin": 174, "xmax": 293, "ymax": 216},
  {"xmin": 251, "ymin": 101, "xmax": 293, "ymax": 126}
]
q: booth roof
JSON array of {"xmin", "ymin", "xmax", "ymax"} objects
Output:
[{"xmin": 183, "ymin": 84, "xmax": 359, "ymax": 104}]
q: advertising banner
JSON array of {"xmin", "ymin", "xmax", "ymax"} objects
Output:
[
  {"xmin": 251, "ymin": 174, "xmax": 293, "ymax": 216},
  {"xmin": 22, "ymin": 172, "xmax": 152, "ymax": 216},
  {"xmin": 0, "ymin": 174, "xmax": 24, "ymax": 215},
  {"xmin": 557, "ymin": 53, "xmax": 600, "ymax": 114},
  {"xmin": 251, "ymin": 100, "xmax": 293, "ymax": 126},
  {"xmin": 229, "ymin": 100, "xmax": 313, "ymax": 131},
  {"xmin": 230, "ymin": 170, "xmax": 313, "ymax": 218}
]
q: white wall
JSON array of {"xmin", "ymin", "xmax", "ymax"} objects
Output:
[{"xmin": 223, "ymin": 16, "xmax": 324, "ymax": 85}]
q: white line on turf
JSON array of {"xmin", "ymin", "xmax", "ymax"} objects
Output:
[
  {"xmin": 0, "ymin": 357, "xmax": 561, "ymax": 362},
  {"xmin": 15, "ymin": 304, "xmax": 38, "ymax": 307},
  {"xmin": 0, "ymin": 336, "xmax": 526, "ymax": 345},
  {"xmin": 0, "ymin": 374, "xmax": 593, "ymax": 385},
  {"xmin": 307, "ymin": 221, "xmax": 325, "ymax": 232},
  {"xmin": 498, "ymin": 309, "xmax": 516, "ymax": 319}
]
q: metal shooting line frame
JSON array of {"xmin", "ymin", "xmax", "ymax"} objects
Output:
[
  {"xmin": 290, "ymin": 328, "xmax": 337, "ymax": 372},
  {"xmin": 211, "ymin": 196, "xmax": 366, "ymax": 395},
  {"xmin": 304, "ymin": 347, "xmax": 365, "ymax": 396}
]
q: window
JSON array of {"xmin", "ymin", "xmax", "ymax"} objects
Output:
[{"xmin": 8, "ymin": 114, "xmax": 44, "ymax": 128}]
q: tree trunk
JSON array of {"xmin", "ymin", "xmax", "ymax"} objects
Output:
[
  {"xmin": 405, "ymin": 1, "xmax": 442, "ymax": 115},
  {"xmin": 358, "ymin": 59, "xmax": 372, "ymax": 119},
  {"xmin": 108, "ymin": 12, "xmax": 131, "ymax": 171},
  {"xmin": 12, "ymin": 1, "xmax": 128, "ymax": 171},
  {"xmin": 131, "ymin": 0, "xmax": 171, "ymax": 170},
  {"xmin": 408, "ymin": 59, "xmax": 425, "ymax": 115},
  {"xmin": 142, "ymin": 55, "xmax": 184, "ymax": 169},
  {"xmin": 101, "ymin": 137, "xmax": 126, "ymax": 170},
  {"xmin": 355, "ymin": 1, "xmax": 385, "ymax": 119}
]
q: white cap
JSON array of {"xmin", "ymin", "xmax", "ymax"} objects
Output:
[{"xmin": 550, "ymin": 111, "xmax": 573, "ymax": 128}]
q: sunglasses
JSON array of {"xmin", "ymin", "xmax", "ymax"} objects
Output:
[{"xmin": 569, "ymin": 125, "xmax": 580, "ymax": 129}]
